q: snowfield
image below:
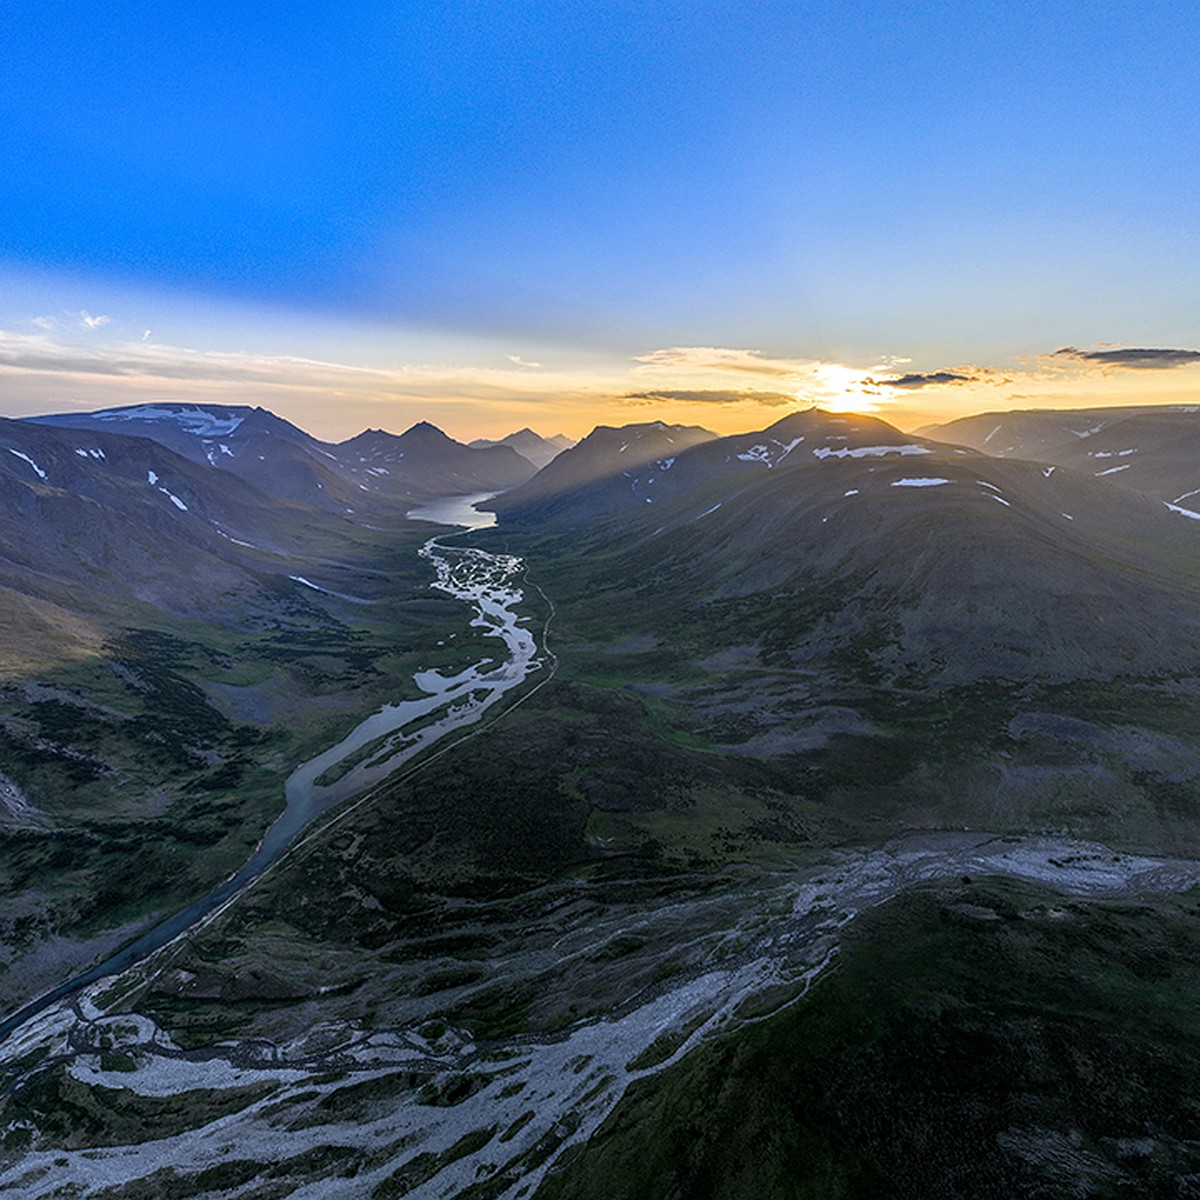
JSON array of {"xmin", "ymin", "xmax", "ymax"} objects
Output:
[{"xmin": 93, "ymin": 405, "xmax": 246, "ymax": 437}]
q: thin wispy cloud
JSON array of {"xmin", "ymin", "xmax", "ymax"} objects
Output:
[
  {"xmin": 633, "ymin": 346, "xmax": 803, "ymax": 378},
  {"xmin": 0, "ymin": 326, "xmax": 605, "ymax": 435},
  {"xmin": 80, "ymin": 311, "xmax": 111, "ymax": 330},
  {"xmin": 622, "ymin": 389, "xmax": 797, "ymax": 407},
  {"xmin": 506, "ymin": 355, "xmax": 542, "ymax": 369},
  {"xmin": 630, "ymin": 347, "xmax": 980, "ymax": 413}
]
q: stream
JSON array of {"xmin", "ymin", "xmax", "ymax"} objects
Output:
[
  {"xmin": 4, "ymin": 832, "xmax": 1200, "ymax": 1200},
  {"xmin": 0, "ymin": 500, "xmax": 544, "ymax": 1041}
]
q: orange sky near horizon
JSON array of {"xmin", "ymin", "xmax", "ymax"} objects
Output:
[{"xmin": 2, "ymin": 319, "xmax": 1199, "ymax": 444}]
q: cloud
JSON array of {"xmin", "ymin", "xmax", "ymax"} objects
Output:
[
  {"xmin": 867, "ymin": 370, "xmax": 979, "ymax": 389},
  {"xmin": 31, "ymin": 316, "xmax": 55, "ymax": 331},
  {"xmin": 506, "ymin": 354, "xmax": 542, "ymax": 369},
  {"xmin": 142, "ymin": 330, "xmax": 151, "ymax": 341},
  {"xmin": 1050, "ymin": 346, "xmax": 1200, "ymax": 369},
  {"xmin": 633, "ymin": 346, "xmax": 803, "ymax": 378},
  {"xmin": 622, "ymin": 388, "xmax": 798, "ymax": 407},
  {"xmin": 0, "ymin": 327, "xmax": 599, "ymax": 417},
  {"xmin": 80, "ymin": 311, "xmax": 111, "ymax": 330}
]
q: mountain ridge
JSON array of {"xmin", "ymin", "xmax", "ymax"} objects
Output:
[{"xmin": 27, "ymin": 403, "xmax": 536, "ymax": 511}]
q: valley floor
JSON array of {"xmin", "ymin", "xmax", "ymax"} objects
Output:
[{"xmin": 1, "ymin": 832, "xmax": 1198, "ymax": 1199}]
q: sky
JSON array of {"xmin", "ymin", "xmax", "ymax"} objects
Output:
[{"xmin": 1, "ymin": 1, "xmax": 1197, "ymax": 441}]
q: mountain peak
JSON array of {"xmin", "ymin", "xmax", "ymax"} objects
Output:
[{"xmin": 398, "ymin": 420, "xmax": 453, "ymax": 441}]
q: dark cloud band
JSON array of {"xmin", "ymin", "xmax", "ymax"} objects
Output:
[
  {"xmin": 866, "ymin": 371, "xmax": 976, "ymax": 389},
  {"xmin": 1052, "ymin": 346, "xmax": 1200, "ymax": 369}
]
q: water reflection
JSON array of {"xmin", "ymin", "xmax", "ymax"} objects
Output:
[{"xmin": 406, "ymin": 492, "xmax": 497, "ymax": 530}]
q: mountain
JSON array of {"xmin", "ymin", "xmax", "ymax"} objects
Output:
[
  {"xmin": 469, "ymin": 428, "xmax": 575, "ymax": 469},
  {"xmin": 0, "ymin": 411, "xmax": 496, "ymax": 1031},
  {"xmin": 28, "ymin": 403, "xmax": 360, "ymax": 513},
  {"xmin": 488, "ymin": 409, "xmax": 951, "ymax": 527},
  {"xmin": 0, "ymin": 415, "xmax": 318, "ymax": 632},
  {"xmin": 924, "ymin": 404, "xmax": 1200, "ymax": 506},
  {"xmin": 338, "ymin": 421, "xmax": 535, "ymax": 501},
  {"xmin": 12, "ymin": 410, "xmax": 1196, "ymax": 1200},
  {"xmin": 483, "ymin": 419, "xmax": 719, "ymax": 523},
  {"xmin": 488, "ymin": 409, "xmax": 1200, "ymax": 688},
  {"xmin": 27, "ymin": 404, "xmax": 536, "ymax": 512}
]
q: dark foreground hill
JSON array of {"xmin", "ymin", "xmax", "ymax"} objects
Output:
[{"xmin": 538, "ymin": 877, "xmax": 1200, "ymax": 1200}]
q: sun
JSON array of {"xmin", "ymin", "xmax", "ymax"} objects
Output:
[{"xmin": 802, "ymin": 363, "xmax": 884, "ymax": 414}]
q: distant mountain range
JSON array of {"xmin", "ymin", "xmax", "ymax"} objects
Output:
[
  {"xmin": 924, "ymin": 404, "xmax": 1200, "ymax": 507},
  {"xmin": 469, "ymin": 427, "xmax": 575, "ymax": 469},
  {"xmin": 483, "ymin": 419, "xmax": 717, "ymax": 523},
  {"xmin": 15, "ymin": 396, "xmax": 1200, "ymax": 693},
  {"xmin": 0, "ymin": 404, "xmax": 558, "ymax": 684},
  {"xmin": 28, "ymin": 404, "xmax": 538, "ymax": 513}
]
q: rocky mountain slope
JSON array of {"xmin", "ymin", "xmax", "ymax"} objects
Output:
[{"xmin": 490, "ymin": 408, "xmax": 1200, "ymax": 685}]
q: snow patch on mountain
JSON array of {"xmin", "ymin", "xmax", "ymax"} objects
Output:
[
  {"xmin": 735, "ymin": 437, "xmax": 804, "ymax": 468},
  {"xmin": 7, "ymin": 449, "xmax": 47, "ymax": 480},
  {"xmin": 891, "ymin": 477, "xmax": 950, "ymax": 488},
  {"xmin": 1165, "ymin": 502, "xmax": 1200, "ymax": 521},
  {"xmin": 813, "ymin": 443, "xmax": 931, "ymax": 461}
]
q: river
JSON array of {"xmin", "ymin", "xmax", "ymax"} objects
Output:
[{"xmin": 0, "ymin": 501, "xmax": 543, "ymax": 1041}]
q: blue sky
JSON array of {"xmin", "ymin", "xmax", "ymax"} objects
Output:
[{"xmin": 1, "ymin": 1, "xmax": 1198, "ymax": 438}]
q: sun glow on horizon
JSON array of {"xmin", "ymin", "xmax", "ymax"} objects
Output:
[
  {"xmin": 801, "ymin": 362, "xmax": 888, "ymax": 415},
  {"xmin": 0, "ymin": 283, "xmax": 1198, "ymax": 442}
]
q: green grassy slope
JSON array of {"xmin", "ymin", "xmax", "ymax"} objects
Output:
[
  {"xmin": 538, "ymin": 877, "xmax": 1200, "ymax": 1200},
  {"xmin": 0, "ymin": 516, "xmax": 476, "ymax": 1017}
]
